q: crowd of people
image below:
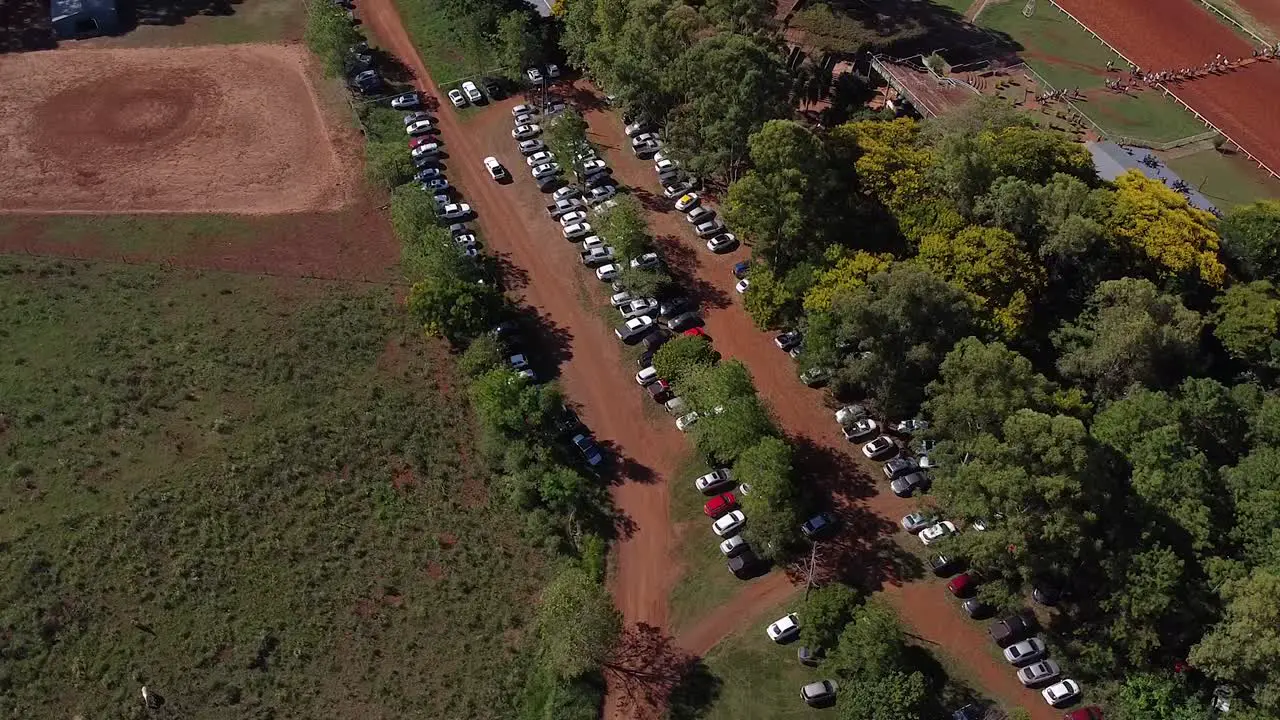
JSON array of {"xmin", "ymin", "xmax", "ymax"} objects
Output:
[{"xmin": 1103, "ymin": 46, "xmax": 1279, "ymax": 93}]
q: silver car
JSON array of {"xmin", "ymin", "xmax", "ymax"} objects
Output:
[
  {"xmin": 800, "ymin": 680, "xmax": 838, "ymax": 707},
  {"xmin": 1004, "ymin": 637, "xmax": 1047, "ymax": 665},
  {"xmin": 1018, "ymin": 659, "xmax": 1061, "ymax": 686}
]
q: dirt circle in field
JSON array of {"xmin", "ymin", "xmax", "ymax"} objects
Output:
[
  {"xmin": 0, "ymin": 44, "xmax": 354, "ymax": 214},
  {"xmin": 35, "ymin": 69, "xmax": 215, "ymax": 157}
]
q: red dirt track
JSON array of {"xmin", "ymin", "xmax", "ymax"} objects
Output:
[
  {"xmin": 1052, "ymin": 0, "xmax": 1280, "ymax": 173},
  {"xmin": 0, "ymin": 45, "xmax": 351, "ymax": 214},
  {"xmin": 1233, "ymin": 0, "xmax": 1280, "ymax": 37}
]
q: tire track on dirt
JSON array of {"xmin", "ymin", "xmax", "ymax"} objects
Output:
[{"xmin": 354, "ymin": 4, "xmax": 688, "ymax": 718}]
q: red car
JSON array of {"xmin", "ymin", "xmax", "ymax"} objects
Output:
[
  {"xmin": 1064, "ymin": 708, "xmax": 1103, "ymax": 720},
  {"xmin": 683, "ymin": 327, "xmax": 707, "ymax": 338},
  {"xmin": 409, "ymin": 136, "xmax": 435, "ymax": 148},
  {"xmin": 947, "ymin": 572, "xmax": 975, "ymax": 597},
  {"xmin": 702, "ymin": 492, "xmax": 737, "ymax": 518}
]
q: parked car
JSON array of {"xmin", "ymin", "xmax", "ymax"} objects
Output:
[
  {"xmin": 893, "ymin": 418, "xmax": 930, "ymax": 435},
  {"xmin": 712, "ymin": 510, "xmax": 746, "ymax": 537},
  {"xmin": 512, "ymin": 103, "xmax": 533, "ymax": 117},
  {"xmin": 1042, "ymin": 680, "xmax": 1081, "ymax": 707},
  {"xmin": 571, "ymin": 433, "xmax": 604, "ymax": 466},
  {"xmin": 663, "ymin": 311, "xmax": 701, "ymax": 332},
  {"xmin": 595, "ymin": 264, "xmax": 619, "ymax": 281},
  {"xmin": 461, "ymin": 80, "xmax": 482, "ymax": 102},
  {"xmin": 525, "ymin": 151, "xmax": 555, "ymax": 167},
  {"xmin": 695, "ymin": 218, "xmax": 725, "ymax": 238},
  {"xmin": 735, "ymin": 278, "xmax": 750, "ymax": 294},
  {"xmin": 947, "ymin": 572, "xmax": 976, "ymax": 597},
  {"xmin": 1062, "ymin": 706, "xmax": 1104, "ymax": 720},
  {"xmin": 532, "ymin": 162, "xmax": 560, "ymax": 180},
  {"xmin": 800, "ymin": 512, "xmax": 838, "ymax": 539},
  {"xmin": 447, "ymin": 88, "xmax": 467, "ymax": 108},
  {"xmin": 861, "ymin": 435, "xmax": 896, "ymax": 459},
  {"xmin": 989, "ymin": 615, "xmax": 1032, "ymax": 647},
  {"xmin": 774, "ymin": 330, "xmax": 802, "ymax": 351},
  {"xmin": 587, "ymin": 185, "xmax": 617, "ymax": 204},
  {"xmin": 1018, "ymin": 660, "xmax": 1061, "ymax": 686},
  {"xmin": 801, "ymin": 680, "xmax": 838, "ymax": 707},
  {"xmin": 799, "ymin": 366, "xmax": 830, "ymax": 387},
  {"xmin": 767, "ymin": 613, "xmax": 800, "ymax": 642},
  {"xmin": 919, "ymin": 520, "xmax": 957, "ymax": 546},
  {"xmin": 390, "ymin": 91, "xmax": 421, "ymax": 109},
  {"xmin": 675, "ymin": 411, "xmax": 700, "ymax": 432},
  {"xmin": 624, "ymin": 121, "xmax": 649, "ymax": 137},
  {"xmin": 706, "ymin": 232, "xmax": 738, "ymax": 253},
  {"xmin": 403, "ymin": 111, "xmax": 430, "ymax": 126},
  {"xmin": 703, "ymin": 492, "xmax": 737, "ymax": 518},
  {"xmin": 633, "ymin": 140, "xmax": 661, "ymax": 156},
  {"xmin": 657, "ymin": 297, "xmax": 691, "ymax": 318},
  {"xmin": 635, "ymin": 365, "xmax": 660, "ymax": 386},
  {"xmin": 517, "ymin": 138, "xmax": 545, "ymax": 155},
  {"xmin": 422, "ymin": 178, "xmax": 449, "ymax": 192},
  {"xmin": 695, "ymin": 468, "xmax": 734, "ymax": 494},
  {"xmin": 525, "ymin": 67, "xmax": 543, "ymax": 83},
  {"xmin": 414, "ymin": 167, "xmax": 441, "ymax": 181},
  {"xmin": 842, "ymin": 418, "xmax": 878, "ymax": 441},
  {"xmin": 631, "ymin": 132, "xmax": 660, "ymax": 148},
  {"xmin": 674, "ymin": 192, "xmax": 700, "ymax": 212},
  {"xmin": 882, "ymin": 457, "xmax": 918, "ymax": 480},
  {"xmin": 1004, "ymin": 638, "xmax": 1048, "ymax": 665},
  {"xmin": 630, "ymin": 252, "xmax": 661, "ymax": 270},
  {"xmin": 732, "ymin": 261, "xmax": 751, "ymax": 279},
  {"xmin": 901, "ymin": 512, "xmax": 935, "ymax": 534},
  {"xmin": 685, "ymin": 206, "xmax": 714, "ymax": 225},
  {"xmin": 890, "ymin": 471, "xmax": 931, "ymax": 497},
  {"xmin": 619, "ymin": 298, "xmax": 658, "ymax": 319},
  {"xmin": 616, "ymin": 316, "xmax": 655, "ymax": 343},
  {"xmin": 963, "ymin": 598, "xmax": 992, "ymax": 618},
  {"xmin": 482, "ymin": 77, "xmax": 503, "ymax": 98},
  {"xmin": 580, "ymin": 246, "xmax": 615, "ymax": 267},
  {"xmin": 719, "ymin": 534, "xmax": 749, "ymax": 557},
  {"xmin": 580, "ymin": 158, "xmax": 608, "ymax": 175},
  {"xmin": 406, "ymin": 119, "xmax": 435, "ymax": 136},
  {"xmin": 562, "ymin": 222, "xmax": 592, "ymax": 240},
  {"xmin": 439, "ymin": 202, "xmax": 471, "ymax": 219},
  {"xmin": 728, "ymin": 549, "xmax": 760, "ymax": 579},
  {"xmin": 559, "ymin": 210, "xmax": 589, "ymax": 227},
  {"xmin": 929, "ymin": 554, "xmax": 957, "ymax": 576},
  {"xmin": 410, "ymin": 143, "xmax": 440, "ymax": 160},
  {"xmin": 512, "ymin": 124, "xmax": 541, "ymax": 139},
  {"xmin": 664, "ymin": 178, "xmax": 697, "ymax": 197}
]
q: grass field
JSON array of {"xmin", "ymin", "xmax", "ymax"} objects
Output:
[
  {"xmin": 392, "ymin": 0, "xmax": 499, "ymax": 87},
  {"xmin": 1165, "ymin": 146, "xmax": 1280, "ymax": 208},
  {"xmin": 978, "ymin": 0, "xmax": 1209, "ymax": 143},
  {"xmin": 89, "ymin": 0, "xmax": 304, "ymax": 48},
  {"xmin": 0, "ymin": 257, "xmax": 545, "ymax": 719}
]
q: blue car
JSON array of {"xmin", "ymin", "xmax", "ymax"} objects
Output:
[{"xmin": 733, "ymin": 261, "xmax": 751, "ymax": 280}]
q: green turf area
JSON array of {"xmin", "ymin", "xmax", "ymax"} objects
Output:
[
  {"xmin": 978, "ymin": 0, "xmax": 1208, "ymax": 143},
  {"xmin": 0, "ymin": 257, "xmax": 544, "ymax": 719},
  {"xmin": 392, "ymin": 0, "xmax": 498, "ymax": 87},
  {"xmin": 98, "ymin": 0, "xmax": 304, "ymax": 47},
  {"xmin": 32, "ymin": 215, "xmax": 261, "ymax": 255},
  {"xmin": 1165, "ymin": 147, "xmax": 1280, "ymax": 209}
]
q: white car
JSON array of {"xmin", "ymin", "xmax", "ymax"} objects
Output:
[
  {"xmin": 562, "ymin": 222, "xmax": 592, "ymax": 240},
  {"xmin": 861, "ymin": 435, "xmax": 895, "ymax": 459},
  {"xmin": 511, "ymin": 104, "xmax": 532, "ymax": 116},
  {"xmin": 483, "ymin": 156, "xmax": 506, "ymax": 180},
  {"xmin": 580, "ymin": 158, "xmax": 608, "ymax": 174},
  {"xmin": 546, "ymin": 63, "xmax": 561, "ymax": 78},
  {"xmin": 629, "ymin": 252, "xmax": 660, "ymax": 270},
  {"xmin": 453, "ymin": 233, "xmax": 478, "ymax": 249},
  {"xmin": 517, "ymin": 138, "xmax": 545, "ymax": 155},
  {"xmin": 403, "ymin": 111, "xmax": 430, "ymax": 126},
  {"xmin": 618, "ymin": 298, "xmax": 657, "ymax": 319},
  {"xmin": 636, "ymin": 366, "xmax": 659, "ymax": 386},
  {"xmin": 581, "ymin": 235, "xmax": 606, "ymax": 250},
  {"xmin": 616, "ymin": 315, "xmax": 655, "ymax": 341},
  {"xmin": 553, "ymin": 186, "xmax": 581, "ymax": 201},
  {"xmin": 439, "ymin": 202, "xmax": 471, "ymax": 219},
  {"xmin": 1041, "ymin": 679, "xmax": 1080, "ymax": 707},
  {"xmin": 706, "ymin": 233, "xmax": 737, "ymax": 253},
  {"xmin": 390, "ymin": 91, "xmax": 420, "ymax": 110},
  {"xmin": 587, "ymin": 185, "xmax": 617, "ymax": 204},
  {"xmin": 406, "ymin": 119, "xmax": 435, "ymax": 136},
  {"xmin": 1003, "ymin": 638, "xmax": 1047, "ymax": 665},
  {"xmin": 422, "ymin": 178, "xmax": 449, "ymax": 192},
  {"xmin": 674, "ymin": 193, "xmax": 699, "ymax": 212},
  {"xmin": 712, "ymin": 510, "xmax": 746, "ymax": 537},
  {"xmin": 734, "ymin": 278, "xmax": 750, "ymax": 294},
  {"xmin": 900, "ymin": 511, "xmax": 934, "ymax": 533},
  {"xmin": 410, "ymin": 142, "xmax": 440, "ymax": 158},
  {"xmin": 842, "ymin": 418, "xmax": 878, "ymax": 441},
  {"xmin": 514, "ymin": 112, "xmax": 537, "ymax": 126},
  {"xmin": 560, "ymin": 211, "xmax": 591, "ymax": 228},
  {"xmin": 525, "ymin": 67, "xmax": 543, "ymax": 83},
  {"xmin": 675, "ymin": 411, "xmax": 700, "ymax": 432},
  {"xmin": 695, "ymin": 468, "xmax": 733, "ymax": 493},
  {"xmin": 531, "ymin": 162, "xmax": 560, "ymax": 180},
  {"xmin": 461, "ymin": 81, "xmax": 482, "ymax": 102},
  {"xmin": 918, "ymin": 521, "xmax": 957, "ymax": 546},
  {"xmin": 447, "ymin": 89, "xmax": 467, "ymax": 108},
  {"xmin": 655, "ymin": 158, "xmax": 678, "ymax": 174},
  {"xmin": 595, "ymin": 263, "xmax": 619, "ymax": 281},
  {"xmin": 719, "ymin": 534, "xmax": 748, "ymax": 556},
  {"xmin": 526, "ymin": 151, "xmax": 555, "ymax": 167},
  {"xmin": 512, "ymin": 124, "xmax": 541, "ymax": 140},
  {"xmin": 766, "ymin": 613, "xmax": 800, "ymax": 643},
  {"xmin": 624, "ymin": 121, "xmax": 649, "ymax": 137}
]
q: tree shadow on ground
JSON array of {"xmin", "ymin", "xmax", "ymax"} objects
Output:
[
  {"xmin": 1, "ymin": 0, "xmax": 55, "ymax": 52},
  {"xmin": 606, "ymin": 623, "xmax": 721, "ymax": 720},
  {"xmin": 652, "ymin": 234, "xmax": 731, "ymax": 312},
  {"xmin": 557, "ymin": 81, "xmax": 610, "ymax": 115},
  {"xmin": 519, "ymin": 305, "xmax": 574, "ymax": 381},
  {"xmin": 806, "ymin": 0, "xmax": 1016, "ymax": 64},
  {"xmin": 117, "ymin": 0, "xmax": 241, "ymax": 32}
]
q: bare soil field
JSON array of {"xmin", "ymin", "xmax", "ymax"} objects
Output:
[{"xmin": 0, "ymin": 43, "xmax": 352, "ymax": 214}]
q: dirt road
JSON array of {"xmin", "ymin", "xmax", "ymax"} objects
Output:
[
  {"xmin": 577, "ymin": 87, "xmax": 1065, "ymax": 720},
  {"xmin": 355, "ymin": 3, "xmax": 690, "ymax": 717}
]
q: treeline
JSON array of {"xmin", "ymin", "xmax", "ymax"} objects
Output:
[{"xmin": 711, "ymin": 99, "xmax": 1280, "ymax": 719}]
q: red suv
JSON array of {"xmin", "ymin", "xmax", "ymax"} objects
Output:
[
  {"xmin": 703, "ymin": 492, "xmax": 737, "ymax": 519},
  {"xmin": 947, "ymin": 573, "xmax": 975, "ymax": 597},
  {"xmin": 1064, "ymin": 708, "xmax": 1103, "ymax": 720}
]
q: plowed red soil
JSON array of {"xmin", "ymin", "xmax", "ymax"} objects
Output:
[
  {"xmin": 0, "ymin": 44, "xmax": 351, "ymax": 214},
  {"xmin": 1053, "ymin": 0, "xmax": 1280, "ymax": 173}
]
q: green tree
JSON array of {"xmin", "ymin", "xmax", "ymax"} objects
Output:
[
  {"xmin": 700, "ymin": 0, "xmax": 772, "ymax": 32},
  {"xmin": 1188, "ymin": 565, "xmax": 1280, "ymax": 713},
  {"xmin": 304, "ymin": 0, "xmax": 362, "ymax": 77},
  {"xmin": 594, "ymin": 195, "xmax": 652, "ymax": 261},
  {"xmin": 741, "ymin": 263, "xmax": 798, "ymax": 329},
  {"xmin": 837, "ymin": 670, "xmax": 927, "ymax": 720},
  {"xmin": 680, "ymin": 360, "xmax": 756, "ymax": 411},
  {"xmin": 543, "ymin": 108, "xmax": 594, "ymax": 186},
  {"xmin": 923, "ymin": 337, "xmax": 1059, "ymax": 442},
  {"xmin": 824, "ymin": 602, "xmax": 908, "ymax": 680},
  {"xmin": 1221, "ymin": 447, "xmax": 1280, "ymax": 567},
  {"xmin": 1219, "ymin": 199, "xmax": 1280, "ymax": 281},
  {"xmin": 1105, "ymin": 171, "xmax": 1226, "ymax": 288},
  {"xmin": 652, "ymin": 335, "xmax": 720, "ymax": 386},
  {"xmin": 1213, "ymin": 280, "xmax": 1280, "ymax": 374},
  {"xmin": 1099, "ymin": 545, "xmax": 1190, "ymax": 665},
  {"xmin": 616, "ymin": 266, "xmax": 674, "ymax": 298},
  {"xmin": 804, "ymin": 250, "xmax": 895, "ymax": 314},
  {"xmin": 828, "ymin": 264, "xmax": 975, "ymax": 416},
  {"xmin": 693, "ymin": 396, "xmax": 778, "ymax": 465},
  {"xmin": 534, "ymin": 566, "xmax": 622, "ymax": 679},
  {"xmin": 974, "ymin": 176, "xmax": 1043, "ymax": 240},
  {"xmin": 469, "ymin": 369, "xmax": 564, "ymax": 445},
  {"xmin": 1109, "ymin": 672, "xmax": 1204, "ymax": 720},
  {"xmin": 407, "ymin": 272, "xmax": 506, "ymax": 344},
  {"xmin": 799, "ymin": 583, "xmax": 864, "ymax": 652},
  {"xmin": 1053, "ymin": 278, "xmax": 1203, "ymax": 399},
  {"xmin": 731, "ymin": 436, "xmax": 796, "ymax": 559},
  {"xmin": 916, "ymin": 225, "xmax": 1043, "ymax": 338},
  {"xmin": 458, "ymin": 334, "xmax": 505, "ymax": 378},
  {"xmin": 663, "ymin": 33, "xmax": 791, "ymax": 183},
  {"xmin": 496, "ymin": 11, "xmax": 543, "ymax": 82}
]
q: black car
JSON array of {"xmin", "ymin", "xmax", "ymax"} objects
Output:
[
  {"xmin": 989, "ymin": 615, "xmax": 1032, "ymax": 647},
  {"xmin": 929, "ymin": 554, "xmax": 958, "ymax": 577},
  {"xmin": 555, "ymin": 405, "xmax": 583, "ymax": 436},
  {"xmin": 657, "ymin": 296, "xmax": 691, "ymax": 319},
  {"xmin": 963, "ymin": 598, "xmax": 993, "ymax": 619},
  {"xmin": 663, "ymin": 311, "xmax": 701, "ymax": 332},
  {"xmin": 774, "ymin": 330, "xmax": 802, "ymax": 351},
  {"xmin": 797, "ymin": 645, "xmax": 824, "ymax": 667},
  {"xmin": 640, "ymin": 330, "xmax": 671, "ymax": 352},
  {"xmin": 482, "ymin": 78, "xmax": 503, "ymax": 99},
  {"xmin": 951, "ymin": 703, "xmax": 985, "ymax": 720},
  {"xmin": 890, "ymin": 471, "xmax": 931, "ymax": 498},
  {"xmin": 728, "ymin": 549, "xmax": 761, "ymax": 579},
  {"xmin": 800, "ymin": 512, "xmax": 838, "ymax": 540}
]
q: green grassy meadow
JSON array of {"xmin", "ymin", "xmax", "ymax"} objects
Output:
[{"xmin": 0, "ymin": 257, "xmax": 545, "ymax": 719}]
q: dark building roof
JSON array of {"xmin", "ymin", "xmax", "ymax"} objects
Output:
[{"xmin": 1086, "ymin": 141, "xmax": 1220, "ymax": 215}]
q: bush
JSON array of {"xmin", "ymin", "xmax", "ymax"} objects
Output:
[{"xmin": 304, "ymin": 0, "xmax": 362, "ymax": 77}]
